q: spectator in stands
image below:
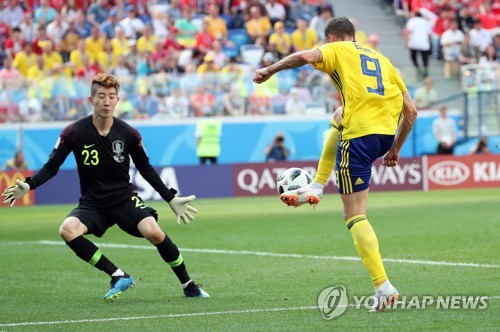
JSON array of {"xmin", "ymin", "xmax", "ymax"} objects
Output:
[
  {"xmin": 61, "ymin": 0, "xmax": 79, "ymax": 20},
  {"xmin": 0, "ymin": 57, "xmax": 21, "ymax": 81},
  {"xmin": 205, "ymin": 4, "xmax": 229, "ymax": 45},
  {"xmin": 136, "ymin": 51, "xmax": 156, "ymax": 76},
  {"xmin": 195, "ymin": 21, "xmax": 214, "ymax": 54},
  {"xmin": 112, "ymin": 55, "xmax": 132, "ymax": 79},
  {"xmin": 100, "ymin": 8, "xmax": 120, "ymax": 40},
  {"xmin": 433, "ymin": 104, "xmax": 457, "ymax": 155},
  {"xmin": 285, "ymin": 88, "xmax": 306, "ymax": 116},
  {"xmin": 75, "ymin": 54, "xmax": 99, "ymax": 79},
  {"xmin": 249, "ymin": 90, "xmax": 272, "ymax": 115},
  {"xmin": 405, "ymin": 11, "xmax": 433, "ymax": 78},
  {"xmin": 431, "ymin": 7, "xmax": 453, "ymax": 60},
  {"xmin": 2, "ymin": 150, "xmax": 27, "ymax": 171},
  {"xmin": 265, "ymin": 132, "xmax": 288, "ymax": 162},
  {"xmin": 164, "ymin": 87, "xmax": 189, "ymax": 119},
  {"xmin": 60, "ymin": 19, "xmax": 81, "ymax": 62},
  {"xmin": 469, "ymin": 19, "xmax": 492, "ymax": 53},
  {"xmin": 197, "ymin": 53, "xmax": 219, "ymax": 75},
  {"xmin": 459, "ymin": 32, "xmax": 481, "ymax": 65},
  {"xmin": 476, "ymin": 2, "xmax": 499, "ymax": 33},
  {"xmin": 151, "ymin": 11, "xmax": 169, "ymax": 43},
  {"xmin": 265, "ymin": 0, "xmax": 286, "ymax": 26},
  {"xmin": 479, "ymin": 44, "xmax": 498, "ymax": 65},
  {"xmin": 246, "ymin": 5, "xmax": 272, "ymax": 42},
  {"xmin": 174, "ymin": 8, "xmax": 198, "ymax": 48},
  {"xmin": 34, "ymin": 0, "xmax": 57, "ymax": 24},
  {"xmin": 292, "ymin": 18, "xmax": 318, "ymax": 51},
  {"xmin": 167, "ymin": 0, "xmax": 183, "ymax": 22},
  {"xmin": 46, "ymin": 13, "xmax": 69, "ymax": 47},
  {"xmin": 69, "ymin": 39, "xmax": 90, "ymax": 73},
  {"xmin": 115, "ymin": 91, "xmax": 136, "ymax": 119},
  {"xmin": 13, "ymin": 43, "xmax": 36, "ymax": 76},
  {"xmin": 243, "ymin": 0, "xmax": 268, "ymax": 21},
  {"xmin": 268, "ymin": 21, "xmax": 292, "ymax": 58},
  {"xmin": 223, "ymin": 84, "xmax": 246, "ymax": 116},
  {"xmin": 221, "ymin": 56, "xmax": 243, "ymax": 78},
  {"xmin": 191, "ymin": 85, "xmax": 217, "ymax": 116},
  {"xmin": 4, "ymin": 27, "xmax": 24, "ymax": 58},
  {"xmin": 309, "ymin": 5, "xmax": 333, "ymax": 42},
  {"xmin": 456, "ymin": 5, "xmax": 474, "ymax": 33},
  {"xmin": 120, "ymin": 5, "xmax": 145, "ymax": 40},
  {"xmin": 111, "ymin": 27, "xmax": 130, "ymax": 58},
  {"xmin": 414, "ymin": 76, "xmax": 437, "ymax": 109},
  {"xmin": 137, "ymin": 26, "xmax": 157, "ymax": 53},
  {"xmin": 97, "ymin": 39, "xmax": 114, "ymax": 71},
  {"xmin": 74, "ymin": 10, "xmax": 92, "ymax": 38},
  {"xmin": 87, "ymin": 0, "xmax": 108, "ymax": 28},
  {"xmin": 207, "ymin": 41, "xmax": 227, "ymax": 69},
  {"xmin": 19, "ymin": 12, "xmax": 38, "ymax": 43},
  {"xmin": 162, "ymin": 26, "xmax": 185, "ymax": 58},
  {"xmin": 288, "ymin": 0, "xmax": 316, "ymax": 24},
  {"xmin": 27, "ymin": 54, "xmax": 46, "ymax": 79},
  {"xmin": 40, "ymin": 40, "xmax": 62, "ymax": 72},
  {"xmin": 32, "ymin": 25, "xmax": 52, "ymax": 55},
  {"xmin": 441, "ymin": 20, "xmax": 464, "ymax": 78},
  {"xmin": 2, "ymin": 0, "xmax": 24, "ymax": 29},
  {"xmin": 85, "ymin": 27, "xmax": 105, "ymax": 62},
  {"xmin": 125, "ymin": 40, "xmax": 142, "ymax": 72},
  {"xmin": 136, "ymin": 89, "xmax": 161, "ymax": 119},
  {"xmin": 470, "ymin": 136, "xmax": 490, "ymax": 154}
]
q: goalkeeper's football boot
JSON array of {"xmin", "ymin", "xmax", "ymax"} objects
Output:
[
  {"xmin": 369, "ymin": 280, "xmax": 399, "ymax": 312},
  {"xmin": 104, "ymin": 276, "xmax": 135, "ymax": 302},
  {"xmin": 183, "ymin": 281, "xmax": 210, "ymax": 298},
  {"xmin": 280, "ymin": 187, "xmax": 322, "ymax": 207}
]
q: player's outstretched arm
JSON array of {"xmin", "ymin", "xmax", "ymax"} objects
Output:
[
  {"xmin": 384, "ymin": 91, "xmax": 417, "ymax": 167},
  {"xmin": 168, "ymin": 195, "xmax": 198, "ymax": 225},
  {"xmin": 253, "ymin": 48, "xmax": 323, "ymax": 84},
  {"xmin": 2, "ymin": 179, "xmax": 30, "ymax": 207}
]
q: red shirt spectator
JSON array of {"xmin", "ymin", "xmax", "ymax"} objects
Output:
[
  {"xmin": 195, "ymin": 21, "xmax": 214, "ymax": 53},
  {"xmin": 433, "ymin": 9, "xmax": 453, "ymax": 36},
  {"xmin": 163, "ymin": 27, "xmax": 185, "ymax": 53},
  {"xmin": 477, "ymin": 4, "xmax": 499, "ymax": 30},
  {"xmin": 4, "ymin": 28, "xmax": 25, "ymax": 58}
]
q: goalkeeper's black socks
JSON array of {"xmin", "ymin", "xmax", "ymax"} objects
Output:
[
  {"xmin": 155, "ymin": 234, "xmax": 190, "ymax": 284},
  {"xmin": 66, "ymin": 235, "xmax": 119, "ymax": 276}
]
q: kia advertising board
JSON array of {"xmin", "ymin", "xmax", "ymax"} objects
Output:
[{"xmin": 426, "ymin": 154, "xmax": 500, "ymax": 190}]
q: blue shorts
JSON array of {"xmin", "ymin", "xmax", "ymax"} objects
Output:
[{"xmin": 335, "ymin": 134, "xmax": 395, "ymax": 194}]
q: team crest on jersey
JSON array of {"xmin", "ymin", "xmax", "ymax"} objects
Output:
[{"xmin": 112, "ymin": 140, "xmax": 125, "ymax": 163}]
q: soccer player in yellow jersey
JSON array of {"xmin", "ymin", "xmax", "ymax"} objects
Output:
[{"xmin": 254, "ymin": 17, "xmax": 417, "ymax": 311}]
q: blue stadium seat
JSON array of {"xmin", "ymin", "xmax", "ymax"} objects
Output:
[
  {"xmin": 228, "ymin": 29, "xmax": 250, "ymax": 50},
  {"xmin": 223, "ymin": 46, "xmax": 239, "ymax": 58},
  {"xmin": 221, "ymin": 14, "xmax": 235, "ymax": 30}
]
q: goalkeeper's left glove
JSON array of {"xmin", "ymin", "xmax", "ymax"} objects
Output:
[
  {"xmin": 2, "ymin": 179, "xmax": 30, "ymax": 207},
  {"xmin": 280, "ymin": 181, "xmax": 324, "ymax": 207},
  {"xmin": 168, "ymin": 195, "xmax": 198, "ymax": 225}
]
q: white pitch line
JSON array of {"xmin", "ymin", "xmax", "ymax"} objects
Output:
[
  {"xmin": 2, "ymin": 240, "xmax": 500, "ymax": 269},
  {"xmin": 1, "ymin": 298, "xmax": 500, "ymax": 328}
]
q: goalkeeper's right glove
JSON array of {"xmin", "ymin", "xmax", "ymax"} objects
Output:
[
  {"xmin": 2, "ymin": 179, "xmax": 30, "ymax": 207},
  {"xmin": 280, "ymin": 181, "xmax": 324, "ymax": 207}
]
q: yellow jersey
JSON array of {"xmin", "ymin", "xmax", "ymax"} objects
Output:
[{"xmin": 313, "ymin": 41, "xmax": 407, "ymax": 139}]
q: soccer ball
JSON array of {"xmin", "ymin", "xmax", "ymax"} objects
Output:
[{"xmin": 277, "ymin": 168, "xmax": 312, "ymax": 194}]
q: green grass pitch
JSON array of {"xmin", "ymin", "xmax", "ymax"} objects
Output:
[{"xmin": 0, "ymin": 188, "xmax": 499, "ymax": 331}]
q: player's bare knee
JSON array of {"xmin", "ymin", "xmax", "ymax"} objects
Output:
[
  {"xmin": 138, "ymin": 217, "xmax": 164, "ymax": 244},
  {"xmin": 59, "ymin": 217, "xmax": 85, "ymax": 241}
]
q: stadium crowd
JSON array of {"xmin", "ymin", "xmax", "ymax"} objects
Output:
[
  {"xmin": 0, "ymin": 0, "xmax": 498, "ymax": 122},
  {"xmin": 0, "ymin": 0, "xmax": 344, "ymax": 122}
]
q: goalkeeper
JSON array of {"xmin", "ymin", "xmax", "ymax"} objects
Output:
[{"xmin": 2, "ymin": 73, "xmax": 209, "ymax": 301}]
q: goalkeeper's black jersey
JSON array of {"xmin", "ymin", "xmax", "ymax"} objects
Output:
[{"xmin": 26, "ymin": 116, "xmax": 175, "ymax": 207}]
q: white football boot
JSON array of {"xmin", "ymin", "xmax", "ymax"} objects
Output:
[
  {"xmin": 370, "ymin": 280, "xmax": 399, "ymax": 312},
  {"xmin": 280, "ymin": 181, "xmax": 324, "ymax": 207}
]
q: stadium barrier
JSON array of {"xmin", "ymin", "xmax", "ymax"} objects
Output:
[{"xmin": 1, "ymin": 155, "xmax": 498, "ymax": 206}]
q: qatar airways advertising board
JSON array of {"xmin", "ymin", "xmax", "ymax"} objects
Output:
[
  {"xmin": 426, "ymin": 154, "xmax": 500, "ymax": 190},
  {"xmin": 232, "ymin": 158, "xmax": 424, "ymax": 197}
]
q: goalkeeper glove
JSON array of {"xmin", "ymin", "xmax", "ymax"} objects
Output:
[
  {"xmin": 168, "ymin": 195, "xmax": 198, "ymax": 225},
  {"xmin": 280, "ymin": 181, "xmax": 324, "ymax": 207},
  {"xmin": 2, "ymin": 179, "xmax": 30, "ymax": 207}
]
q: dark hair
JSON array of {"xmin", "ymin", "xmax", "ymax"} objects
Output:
[
  {"xmin": 90, "ymin": 73, "xmax": 120, "ymax": 96},
  {"xmin": 324, "ymin": 17, "xmax": 355, "ymax": 40}
]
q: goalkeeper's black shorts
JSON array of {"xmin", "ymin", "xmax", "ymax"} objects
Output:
[{"xmin": 67, "ymin": 195, "xmax": 158, "ymax": 238}]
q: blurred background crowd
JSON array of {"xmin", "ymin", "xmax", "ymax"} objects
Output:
[{"xmin": 0, "ymin": 0, "xmax": 498, "ymax": 122}]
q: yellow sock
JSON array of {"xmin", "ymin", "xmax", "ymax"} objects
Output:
[
  {"xmin": 345, "ymin": 215, "xmax": 387, "ymax": 288},
  {"xmin": 314, "ymin": 121, "xmax": 340, "ymax": 185}
]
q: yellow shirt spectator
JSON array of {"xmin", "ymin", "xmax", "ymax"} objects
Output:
[
  {"xmin": 69, "ymin": 49, "xmax": 92, "ymax": 71},
  {"xmin": 111, "ymin": 38, "xmax": 130, "ymax": 57},
  {"xmin": 292, "ymin": 28, "xmax": 318, "ymax": 51},
  {"xmin": 269, "ymin": 32, "xmax": 292, "ymax": 55},
  {"xmin": 137, "ymin": 35, "xmax": 157, "ymax": 53},
  {"xmin": 85, "ymin": 36, "xmax": 106, "ymax": 56},
  {"xmin": 43, "ymin": 51, "xmax": 63, "ymax": 71},
  {"xmin": 205, "ymin": 16, "xmax": 227, "ymax": 40},
  {"xmin": 246, "ymin": 17, "xmax": 271, "ymax": 39},
  {"xmin": 27, "ymin": 64, "xmax": 46, "ymax": 80},
  {"xmin": 13, "ymin": 51, "xmax": 37, "ymax": 76}
]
